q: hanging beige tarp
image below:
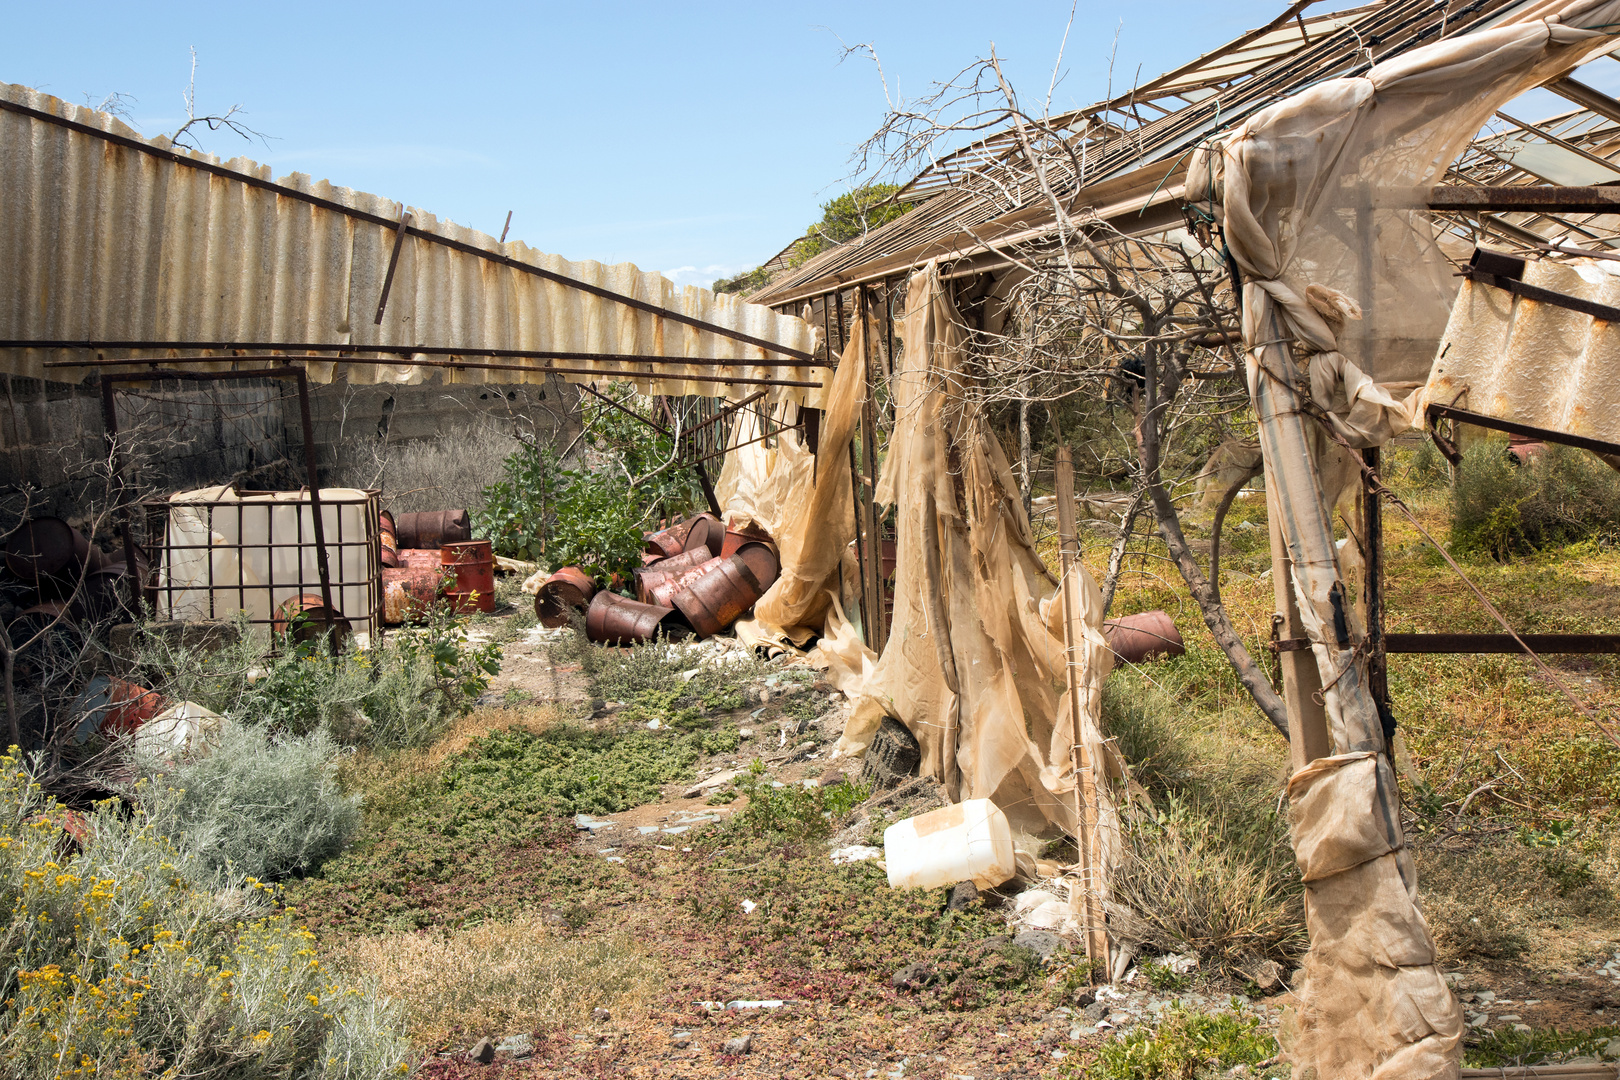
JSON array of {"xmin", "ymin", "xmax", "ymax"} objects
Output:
[
  {"xmin": 1191, "ymin": 4, "xmax": 1620, "ymax": 1076},
  {"xmin": 0, "ymin": 82, "xmax": 823, "ymax": 406},
  {"xmin": 833, "ymin": 264, "xmax": 1116, "ymax": 839}
]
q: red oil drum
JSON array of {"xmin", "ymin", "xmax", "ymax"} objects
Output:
[
  {"xmin": 535, "ymin": 567, "xmax": 597, "ymax": 628},
  {"xmin": 441, "ymin": 540, "xmax": 496, "ymax": 614},
  {"xmin": 395, "ymin": 509, "xmax": 471, "ymax": 549},
  {"xmin": 670, "ymin": 554, "xmax": 764, "ymax": 638},
  {"xmin": 644, "ymin": 556, "xmax": 724, "ymax": 609},
  {"xmin": 382, "ymin": 567, "xmax": 446, "ymax": 624},
  {"xmin": 585, "ymin": 591, "xmax": 691, "ymax": 645},
  {"xmin": 1102, "ymin": 610, "xmax": 1185, "ymax": 665},
  {"xmin": 99, "ymin": 677, "xmax": 167, "ymax": 737},
  {"xmin": 379, "ymin": 510, "xmax": 401, "ymax": 568},
  {"xmin": 682, "ymin": 513, "xmax": 724, "ymax": 556},
  {"xmin": 399, "ymin": 549, "xmax": 443, "ymax": 570},
  {"xmin": 633, "ymin": 545, "xmax": 713, "ymax": 604}
]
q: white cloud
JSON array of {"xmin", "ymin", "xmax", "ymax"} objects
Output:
[{"xmin": 661, "ymin": 263, "xmax": 745, "ymax": 288}]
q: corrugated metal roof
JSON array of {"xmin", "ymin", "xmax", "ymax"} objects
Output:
[{"xmin": 0, "ymin": 82, "xmax": 826, "ymax": 405}]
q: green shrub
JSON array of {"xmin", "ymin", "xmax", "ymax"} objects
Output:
[
  {"xmin": 0, "ymin": 753, "xmax": 410, "ymax": 1078},
  {"xmin": 144, "ymin": 725, "xmax": 360, "ymax": 883},
  {"xmin": 728, "ymin": 761, "xmax": 867, "ymax": 841},
  {"xmin": 1451, "ymin": 440, "xmax": 1620, "ymax": 558},
  {"xmin": 475, "ymin": 386, "xmax": 703, "ymax": 579},
  {"xmin": 133, "ymin": 611, "xmax": 498, "ymax": 752},
  {"xmin": 1074, "ymin": 1006, "xmax": 1285, "ymax": 1080}
]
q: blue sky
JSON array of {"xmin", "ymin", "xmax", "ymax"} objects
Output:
[{"xmin": 5, "ymin": 2, "xmax": 1600, "ymax": 290}]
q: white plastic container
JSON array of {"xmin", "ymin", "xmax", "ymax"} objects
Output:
[{"xmin": 883, "ymin": 798, "xmax": 1016, "ymax": 890}]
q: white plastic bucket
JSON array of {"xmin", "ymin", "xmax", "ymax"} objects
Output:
[{"xmin": 883, "ymin": 798, "xmax": 1016, "ymax": 891}]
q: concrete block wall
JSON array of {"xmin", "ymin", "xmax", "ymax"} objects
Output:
[{"xmin": 0, "ymin": 372, "xmax": 581, "ymax": 539}]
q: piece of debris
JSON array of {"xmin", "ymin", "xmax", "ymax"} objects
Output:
[
  {"xmin": 591, "ymin": 1008, "xmax": 611, "ymax": 1024},
  {"xmin": 672, "ymin": 1032, "xmax": 691, "ymax": 1049},
  {"xmin": 1242, "ymin": 957, "xmax": 1285, "ymax": 991},
  {"xmin": 723, "ymin": 1033, "xmax": 754, "ymax": 1056},
  {"xmin": 860, "ymin": 716, "xmax": 921, "ymax": 791},
  {"xmin": 946, "ymin": 880, "xmax": 979, "ymax": 910},
  {"xmin": 818, "ymin": 767, "xmax": 848, "ymax": 788},
  {"xmin": 574, "ymin": 814, "xmax": 614, "ymax": 832},
  {"xmin": 830, "ymin": 844, "xmax": 882, "ymax": 865},
  {"xmin": 466, "ymin": 1037, "xmax": 495, "ymax": 1064},
  {"xmin": 681, "ymin": 769, "xmax": 740, "ymax": 799},
  {"xmin": 495, "ymin": 1034, "xmax": 534, "ymax": 1059},
  {"xmin": 740, "ymin": 899, "xmax": 758, "ymax": 914}
]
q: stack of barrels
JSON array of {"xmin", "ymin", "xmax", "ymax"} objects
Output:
[
  {"xmin": 534, "ymin": 513, "xmax": 781, "ymax": 645},
  {"xmin": 379, "ymin": 509, "xmax": 495, "ymax": 623}
]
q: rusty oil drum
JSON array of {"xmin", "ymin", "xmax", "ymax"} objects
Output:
[
  {"xmin": 441, "ymin": 540, "xmax": 496, "ymax": 614},
  {"xmin": 4, "ymin": 517, "xmax": 104, "ymax": 597},
  {"xmin": 379, "ymin": 510, "xmax": 401, "ymax": 568},
  {"xmin": 585, "ymin": 590, "xmax": 691, "ymax": 645},
  {"xmin": 273, "ymin": 595, "xmax": 353, "ymax": 649},
  {"xmin": 670, "ymin": 554, "xmax": 764, "ymax": 638},
  {"xmin": 643, "ymin": 517, "xmax": 697, "ymax": 560},
  {"xmin": 1102, "ymin": 610, "xmax": 1185, "ymax": 665},
  {"xmin": 682, "ymin": 513, "xmax": 724, "ymax": 556},
  {"xmin": 633, "ymin": 545, "xmax": 713, "ymax": 603},
  {"xmin": 395, "ymin": 509, "xmax": 471, "ymax": 550},
  {"xmin": 98, "ymin": 677, "xmax": 167, "ymax": 737},
  {"xmin": 382, "ymin": 567, "xmax": 445, "ymax": 624},
  {"xmin": 643, "ymin": 555, "xmax": 723, "ymax": 608},
  {"xmin": 399, "ymin": 548, "xmax": 443, "ymax": 570},
  {"xmin": 534, "ymin": 566, "xmax": 597, "ymax": 628}
]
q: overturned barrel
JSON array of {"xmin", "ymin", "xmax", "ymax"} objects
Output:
[
  {"xmin": 382, "ymin": 567, "xmax": 445, "ymax": 624},
  {"xmin": 379, "ymin": 510, "xmax": 401, "ymax": 568},
  {"xmin": 682, "ymin": 513, "xmax": 724, "ymax": 556},
  {"xmin": 273, "ymin": 595, "xmax": 353, "ymax": 650},
  {"xmin": 585, "ymin": 591, "xmax": 691, "ymax": 645},
  {"xmin": 1102, "ymin": 610, "xmax": 1185, "ymax": 665},
  {"xmin": 4, "ymin": 517, "xmax": 103, "ymax": 597},
  {"xmin": 395, "ymin": 509, "xmax": 471, "ymax": 549},
  {"xmin": 643, "ymin": 556, "xmax": 723, "ymax": 608},
  {"xmin": 643, "ymin": 517, "xmax": 698, "ymax": 560},
  {"xmin": 441, "ymin": 540, "xmax": 496, "ymax": 614},
  {"xmin": 634, "ymin": 545, "xmax": 714, "ymax": 604},
  {"xmin": 671, "ymin": 554, "xmax": 764, "ymax": 638},
  {"xmin": 535, "ymin": 567, "xmax": 597, "ymax": 628}
]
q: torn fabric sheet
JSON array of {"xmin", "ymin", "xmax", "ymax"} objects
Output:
[
  {"xmin": 837, "ymin": 263, "xmax": 1116, "ymax": 839},
  {"xmin": 1197, "ymin": 2, "xmax": 1620, "ymax": 1076}
]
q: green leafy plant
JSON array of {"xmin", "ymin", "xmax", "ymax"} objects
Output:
[
  {"xmin": 729, "ymin": 761, "xmax": 868, "ymax": 841},
  {"xmin": 1451, "ymin": 440, "xmax": 1620, "ymax": 558},
  {"xmin": 790, "ymin": 183, "xmax": 914, "ymax": 265},
  {"xmin": 1076, "ymin": 1006, "xmax": 1284, "ymax": 1080}
]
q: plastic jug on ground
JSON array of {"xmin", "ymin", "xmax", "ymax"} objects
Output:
[{"xmin": 883, "ymin": 798, "xmax": 1016, "ymax": 890}]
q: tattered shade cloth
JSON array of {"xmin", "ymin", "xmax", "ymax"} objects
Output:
[{"xmin": 1192, "ymin": 3, "xmax": 1620, "ymax": 1076}]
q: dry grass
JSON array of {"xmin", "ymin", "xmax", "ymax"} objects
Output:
[
  {"xmin": 328, "ymin": 424, "xmax": 520, "ymax": 514},
  {"xmin": 1413, "ymin": 830, "xmax": 1620, "ymax": 971},
  {"xmin": 325, "ymin": 913, "xmax": 659, "ymax": 1046}
]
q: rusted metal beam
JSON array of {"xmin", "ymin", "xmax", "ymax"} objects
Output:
[
  {"xmin": 1427, "ymin": 403, "xmax": 1620, "ymax": 460},
  {"xmin": 27, "ymin": 340, "xmax": 825, "ymax": 368},
  {"xmin": 1429, "ymin": 185, "xmax": 1620, "ymax": 214},
  {"xmin": 52, "ymin": 353, "xmax": 822, "ymax": 390},
  {"xmin": 373, "ymin": 209, "xmax": 412, "ymax": 325},
  {"xmin": 1385, "ymin": 633, "xmax": 1620, "ymax": 654}
]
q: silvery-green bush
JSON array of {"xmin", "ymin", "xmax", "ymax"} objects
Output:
[{"xmin": 148, "ymin": 724, "xmax": 360, "ymax": 882}]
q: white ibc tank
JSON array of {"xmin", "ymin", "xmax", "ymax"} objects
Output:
[{"xmin": 883, "ymin": 798, "xmax": 1016, "ymax": 891}]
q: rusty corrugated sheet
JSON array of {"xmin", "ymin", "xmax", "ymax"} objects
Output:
[{"xmin": 0, "ymin": 82, "xmax": 825, "ymax": 405}]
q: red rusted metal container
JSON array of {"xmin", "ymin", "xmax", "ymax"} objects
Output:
[
  {"xmin": 585, "ymin": 591, "xmax": 691, "ymax": 644},
  {"xmin": 733, "ymin": 541, "xmax": 780, "ymax": 591},
  {"xmin": 4, "ymin": 517, "xmax": 104, "ymax": 597},
  {"xmin": 273, "ymin": 595, "xmax": 353, "ymax": 649},
  {"xmin": 643, "ymin": 517, "xmax": 697, "ymax": 560},
  {"xmin": 395, "ymin": 509, "xmax": 471, "ymax": 549},
  {"xmin": 441, "ymin": 540, "xmax": 496, "ymax": 614},
  {"xmin": 682, "ymin": 513, "xmax": 724, "ymax": 555},
  {"xmin": 535, "ymin": 567, "xmax": 597, "ymax": 627},
  {"xmin": 644, "ymin": 555, "xmax": 724, "ymax": 608},
  {"xmin": 99, "ymin": 677, "xmax": 167, "ymax": 737},
  {"xmin": 382, "ymin": 567, "xmax": 444, "ymax": 624},
  {"xmin": 633, "ymin": 545, "xmax": 714, "ymax": 603},
  {"xmin": 670, "ymin": 554, "xmax": 764, "ymax": 638},
  {"xmin": 1102, "ymin": 610, "xmax": 1185, "ymax": 665},
  {"xmin": 379, "ymin": 510, "xmax": 401, "ymax": 568},
  {"xmin": 399, "ymin": 548, "xmax": 443, "ymax": 570}
]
